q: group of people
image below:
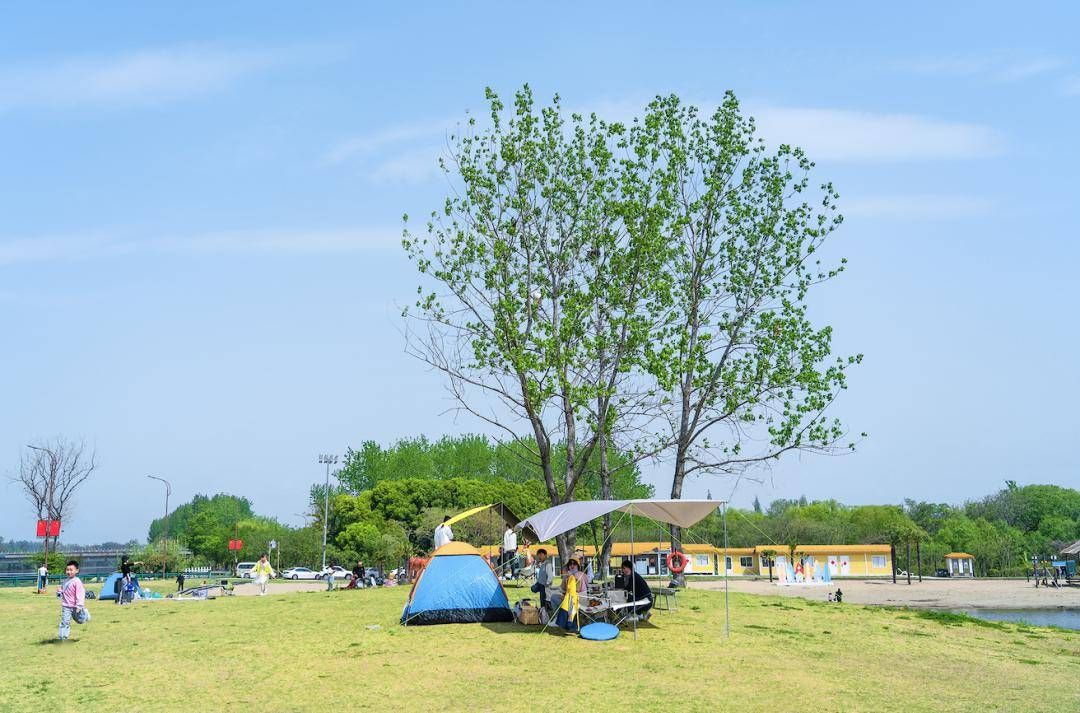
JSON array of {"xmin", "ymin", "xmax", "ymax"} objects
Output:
[{"xmin": 527, "ymin": 548, "xmax": 654, "ymax": 632}]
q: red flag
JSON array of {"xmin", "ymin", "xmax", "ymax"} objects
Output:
[
  {"xmin": 49, "ymin": 521, "xmax": 61, "ymax": 537},
  {"xmin": 36, "ymin": 520, "xmax": 47, "ymax": 537}
]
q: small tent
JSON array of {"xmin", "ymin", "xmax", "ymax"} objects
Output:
[
  {"xmin": 98, "ymin": 572, "xmax": 144, "ymax": 601},
  {"xmin": 401, "ymin": 541, "xmax": 513, "ymax": 625}
]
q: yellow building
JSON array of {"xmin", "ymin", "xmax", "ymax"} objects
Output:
[{"xmin": 482, "ymin": 541, "xmax": 893, "ymax": 578}]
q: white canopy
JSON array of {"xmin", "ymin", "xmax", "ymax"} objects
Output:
[{"xmin": 516, "ymin": 499, "xmax": 722, "ymax": 542}]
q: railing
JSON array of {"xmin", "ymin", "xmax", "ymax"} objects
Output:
[{"xmin": 0, "ymin": 570, "xmax": 233, "ymax": 588}]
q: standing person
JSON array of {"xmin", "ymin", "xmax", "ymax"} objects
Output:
[
  {"xmin": 324, "ymin": 564, "xmax": 337, "ymax": 591},
  {"xmin": 350, "ymin": 561, "xmax": 364, "ymax": 589},
  {"xmin": 433, "ymin": 515, "xmax": 454, "ymax": 550},
  {"xmin": 252, "ymin": 554, "xmax": 275, "ymax": 596},
  {"xmin": 37, "ymin": 563, "xmax": 48, "ymax": 594},
  {"xmin": 501, "ymin": 526, "xmax": 518, "ymax": 577},
  {"xmin": 57, "ymin": 560, "xmax": 90, "ymax": 641},
  {"xmin": 115, "ymin": 556, "xmax": 133, "ymax": 605},
  {"xmin": 176, "ymin": 572, "xmax": 185, "ymax": 593},
  {"xmin": 530, "ymin": 548, "xmax": 553, "ymax": 610}
]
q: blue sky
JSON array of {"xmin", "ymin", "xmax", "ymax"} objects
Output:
[{"xmin": 3, "ymin": 4, "xmax": 1078, "ymax": 543}]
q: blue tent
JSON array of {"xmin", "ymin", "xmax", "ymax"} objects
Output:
[
  {"xmin": 401, "ymin": 542, "xmax": 513, "ymax": 625},
  {"xmin": 98, "ymin": 572, "xmax": 144, "ymax": 601}
]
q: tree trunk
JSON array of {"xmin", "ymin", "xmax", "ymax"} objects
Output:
[
  {"xmin": 669, "ymin": 452, "xmax": 687, "ymax": 585},
  {"xmin": 599, "ymin": 429, "xmax": 613, "ymax": 581},
  {"xmin": 906, "ymin": 541, "xmax": 912, "ymax": 585},
  {"xmin": 916, "ymin": 540, "xmax": 922, "ymax": 583},
  {"xmin": 891, "ymin": 543, "xmax": 897, "ymax": 584}
]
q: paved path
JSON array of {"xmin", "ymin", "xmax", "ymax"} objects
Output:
[{"xmin": 688, "ymin": 577, "xmax": 1080, "ymax": 609}]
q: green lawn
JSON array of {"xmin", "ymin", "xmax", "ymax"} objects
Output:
[{"xmin": 2, "ymin": 583, "xmax": 1078, "ymax": 712}]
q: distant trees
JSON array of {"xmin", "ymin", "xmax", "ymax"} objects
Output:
[{"xmin": 677, "ymin": 482, "xmax": 1077, "ymax": 577}]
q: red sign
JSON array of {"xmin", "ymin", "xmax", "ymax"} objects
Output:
[
  {"xmin": 36, "ymin": 520, "xmax": 61, "ymax": 537},
  {"xmin": 228, "ymin": 539, "xmax": 243, "ymax": 551}
]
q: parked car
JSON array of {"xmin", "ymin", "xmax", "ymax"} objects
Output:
[
  {"xmin": 282, "ymin": 567, "xmax": 318, "ymax": 580},
  {"xmin": 315, "ymin": 565, "xmax": 352, "ymax": 581},
  {"xmin": 235, "ymin": 562, "xmax": 257, "ymax": 578},
  {"xmin": 935, "ymin": 568, "xmax": 950, "ymax": 578}
]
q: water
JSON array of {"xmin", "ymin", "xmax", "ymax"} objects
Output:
[{"xmin": 956, "ymin": 608, "xmax": 1080, "ymax": 630}]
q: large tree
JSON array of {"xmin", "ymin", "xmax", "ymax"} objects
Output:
[
  {"xmin": 639, "ymin": 93, "xmax": 862, "ymax": 552},
  {"xmin": 403, "ymin": 86, "xmax": 666, "ymax": 559}
]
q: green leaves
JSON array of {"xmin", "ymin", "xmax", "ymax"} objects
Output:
[{"xmin": 403, "ymin": 86, "xmax": 862, "ymax": 513}]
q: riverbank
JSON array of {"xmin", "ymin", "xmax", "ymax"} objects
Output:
[{"xmin": 689, "ymin": 577, "xmax": 1080, "ymax": 609}]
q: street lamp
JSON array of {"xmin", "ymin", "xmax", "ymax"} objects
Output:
[
  {"xmin": 27, "ymin": 444, "xmax": 57, "ymax": 573},
  {"xmin": 317, "ymin": 454, "xmax": 339, "ymax": 570},
  {"xmin": 147, "ymin": 476, "xmax": 172, "ymax": 581}
]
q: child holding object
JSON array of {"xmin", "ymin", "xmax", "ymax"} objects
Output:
[{"xmin": 58, "ymin": 560, "xmax": 91, "ymax": 641}]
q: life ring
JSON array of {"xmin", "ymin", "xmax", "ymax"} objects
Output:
[{"xmin": 667, "ymin": 550, "xmax": 688, "ymax": 574}]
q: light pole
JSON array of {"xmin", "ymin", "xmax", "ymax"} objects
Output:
[
  {"xmin": 147, "ymin": 476, "xmax": 171, "ymax": 581},
  {"xmin": 27, "ymin": 444, "xmax": 56, "ymax": 573},
  {"xmin": 318, "ymin": 454, "xmax": 339, "ymax": 570}
]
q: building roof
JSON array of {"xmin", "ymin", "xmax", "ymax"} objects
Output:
[
  {"xmin": 1059, "ymin": 541, "xmax": 1080, "ymax": 555},
  {"xmin": 944, "ymin": 552, "xmax": 974, "ymax": 559},
  {"xmin": 755, "ymin": 544, "xmax": 892, "ymax": 554}
]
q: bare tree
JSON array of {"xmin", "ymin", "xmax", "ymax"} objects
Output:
[{"xmin": 14, "ymin": 438, "xmax": 97, "ymax": 551}]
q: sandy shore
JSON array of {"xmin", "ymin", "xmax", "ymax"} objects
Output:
[{"xmin": 688, "ymin": 577, "xmax": 1080, "ymax": 609}]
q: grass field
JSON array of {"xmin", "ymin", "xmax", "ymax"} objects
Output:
[{"xmin": 2, "ymin": 583, "xmax": 1079, "ymax": 712}]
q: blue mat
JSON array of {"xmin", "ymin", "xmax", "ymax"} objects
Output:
[{"xmin": 579, "ymin": 622, "xmax": 619, "ymax": 641}]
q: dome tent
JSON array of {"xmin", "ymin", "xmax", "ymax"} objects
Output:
[
  {"xmin": 401, "ymin": 541, "xmax": 513, "ymax": 625},
  {"xmin": 98, "ymin": 572, "xmax": 144, "ymax": 601}
]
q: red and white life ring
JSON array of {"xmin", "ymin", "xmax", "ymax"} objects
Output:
[{"xmin": 666, "ymin": 550, "xmax": 688, "ymax": 574}]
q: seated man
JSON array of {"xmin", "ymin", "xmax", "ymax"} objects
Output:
[
  {"xmin": 620, "ymin": 560, "xmax": 654, "ymax": 619},
  {"xmin": 531, "ymin": 548, "xmax": 553, "ymax": 609}
]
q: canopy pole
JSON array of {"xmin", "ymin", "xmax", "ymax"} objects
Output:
[
  {"xmin": 630, "ymin": 504, "xmax": 636, "ymax": 640},
  {"xmin": 722, "ymin": 502, "xmax": 730, "ymax": 639}
]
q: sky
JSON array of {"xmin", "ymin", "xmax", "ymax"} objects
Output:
[{"xmin": 2, "ymin": 3, "xmax": 1079, "ymax": 544}]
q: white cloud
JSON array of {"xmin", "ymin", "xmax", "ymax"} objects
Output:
[
  {"xmin": 899, "ymin": 55, "xmax": 1067, "ymax": 83},
  {"xmin": 324, "ymin": 97, "xmax": 1002, "ymax": 187},
  {"xmin": 843, "ymin": 195, "xmax": 992, "ymax": 220},
  {"xmin": 0, "ymin": 228, "xmax": 399, "ymax": 267},
  {"xmin": 751, "ymin": 106, "xmax": 1002, "ymax": 161},
  {"xmin": 0, "ymin": 45, "xmax": 293, "ymax": 110}
]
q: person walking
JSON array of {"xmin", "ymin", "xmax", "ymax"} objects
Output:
[
  {"xmin": 37, "ymin": 563, "xmax": 48, "ymax": 594},
  {"xmin": 57, "ymin": 560, "xmax": 90, "ymax": 641},
  {"xmin": 252, "ymin": 554, "xmax": 275, "ymax": 596},
  {"xmin": 176, "ymin": 572, "xmax": 185, "ymax": 593}
]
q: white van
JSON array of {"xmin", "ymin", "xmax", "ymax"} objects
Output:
[{"xmin": 235, "ymin": 561, "xmax": 257, "ymax": 578}]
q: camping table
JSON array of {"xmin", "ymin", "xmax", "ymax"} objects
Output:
[{"xmin": 580, "ymin": 598, "xmax": 611, "ymax": 625}]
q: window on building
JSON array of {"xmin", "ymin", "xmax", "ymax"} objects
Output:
[
  {"xmin": 695, "ymin": 554, "xmax": 710, "ymax": 567},
  {"xmin": 739, "ymin": 556, "xmax": 753, "ymax": 568},
  {"xmin": 871, "ymin": 555, "xmax": 887, "ymax": 568}
]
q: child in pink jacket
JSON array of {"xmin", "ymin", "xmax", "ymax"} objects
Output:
[{"xmin": 58, "ymin": 560, "xmax": 90, "ymax": 641}]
